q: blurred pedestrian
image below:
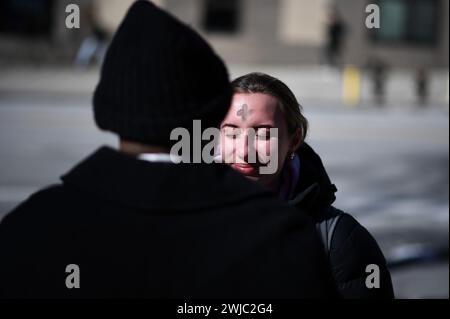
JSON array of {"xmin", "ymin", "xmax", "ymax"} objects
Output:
[
  {"xmin": 368, "ymin": 57, "xmax": 388, "ymax": 106},
  {"xmin": 218, "ymin": 72, "xmax": 395, "ymax": 299},
  {"xmin": 0, "ymin": 1, "xmax": 337, "ymax": 299},
  {"xmin": 324, "ymin": 8, "xmax": 346, "ymax": 67},
  {"xmin": 74, "ymin": 2, "xmax": 109, "ymax": 68},
  {"xmin": 415, "ymin": 66, "xmax": 429, "ymax": 106}
]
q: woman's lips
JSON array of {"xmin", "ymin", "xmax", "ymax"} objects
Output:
[{"xmin": 231, "ymin": 163, "xmax": 259, "ymax": 176}]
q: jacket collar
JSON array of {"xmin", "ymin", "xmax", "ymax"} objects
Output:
[
  {"xmin": 61, "ymin": 146, "xmax": 271, "ymax": 210},
  {"xmin": 288, "ymin": 143, "xmax": 337, "ymax": 212}
]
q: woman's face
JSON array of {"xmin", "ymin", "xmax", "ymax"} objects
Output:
[{"xmin": 220, "ymin": 92, "xmax": 298, "ymax": 189}]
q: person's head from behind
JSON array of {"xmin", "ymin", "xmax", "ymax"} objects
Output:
[
  {"xmin": 93, "ymin": 0, "xmax": 232, "ymax": 155},
  {"xmin": 220, "ymin": 73, "xmax": 308, "ymax": 190}
]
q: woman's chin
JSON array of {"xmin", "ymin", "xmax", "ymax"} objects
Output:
[
  {"xmin": 231, "ymin": 163, "xmax": 259, "ymax": 177},
  {"xmin": 229, "ymin": 164, "xmax": 278, "ymax": 189},
  {"xmin": 244, "ymin": 175, "xmax": 275, "ymax": 189},
  {"xmin": 244, "ymin": 175, "xmax": 260, "ymax": 183}
]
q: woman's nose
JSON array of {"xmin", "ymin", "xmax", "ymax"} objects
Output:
[
  {"xmin": 236, "ymin": 134, "xmax": 248, "ymax": 163},
  {"xmin": 236, "ymin": 132, "xmax": 257, "ymax": 164}
]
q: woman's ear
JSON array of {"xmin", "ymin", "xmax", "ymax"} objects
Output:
[{"xmin": 290, "ymin": 128, "xmax": 303, "ymax": 154}]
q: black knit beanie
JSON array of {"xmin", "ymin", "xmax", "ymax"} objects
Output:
[{"xmin": 93, "ymin": 0, "xmax": 232, "ymax": 145}]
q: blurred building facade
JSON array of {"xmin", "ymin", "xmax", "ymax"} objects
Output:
[{"xmin": 0, "ymin": 0, "xmax": 448, "ymax": 68}]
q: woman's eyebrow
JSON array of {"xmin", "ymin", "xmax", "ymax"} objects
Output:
[
  {"xmin": 220, "ymin": 123, "xmax": 239, "ymax": 129},
  {"xmin": 253, "ymin": 125, "xmax": 275, "ymax": 129},
  {"xmin": 220, "ymin": 124, "xmax": 275, "ymax": 129}
]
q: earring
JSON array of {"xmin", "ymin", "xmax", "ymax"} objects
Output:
[{"xmin": 290, "ymin": 153, "xmax": 295, "ymax": 160}]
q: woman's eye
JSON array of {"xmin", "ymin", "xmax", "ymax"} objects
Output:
[
  {"xmin": 256, "ymin": 131, "xmax": 270, "ymax": 140},
  {"xmin": 224, "ymin": 130, "xmax": 240, "ymax": 139}
]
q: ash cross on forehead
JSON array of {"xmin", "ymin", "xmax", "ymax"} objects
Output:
[{"xmin": 237, "ymin": 104, "xmax": 253, "ymax": 121}]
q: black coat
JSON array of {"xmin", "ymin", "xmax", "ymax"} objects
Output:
[
  {"xmin": 0, "ymin": 147, "xmax": 338, "ymax": 299},
  {"xmin": 290, "ymin": 143, "xmax": 395, "ymax": 299}
]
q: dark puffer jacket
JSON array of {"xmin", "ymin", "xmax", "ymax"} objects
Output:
[{"xmin": 289, "ymin": 143, "xmax": 395, "ymax": 299}]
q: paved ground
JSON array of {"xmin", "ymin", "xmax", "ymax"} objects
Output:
[{"xmin": 0, "ymin": 65, "xmax": 448, "ymax": 107}]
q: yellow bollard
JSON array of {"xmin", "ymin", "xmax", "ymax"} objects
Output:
[{"xmin": 343, "ymin": 65, "xmax": 361, "ymax": 107}]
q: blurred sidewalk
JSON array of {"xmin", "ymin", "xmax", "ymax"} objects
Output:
[
  {"xmin": 0, "ymin": 67, "xmax": 99, "ymax": 97},
  {"xmin": 0, "ymin": 65, "xmax": 448, "ymax": 110}
]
